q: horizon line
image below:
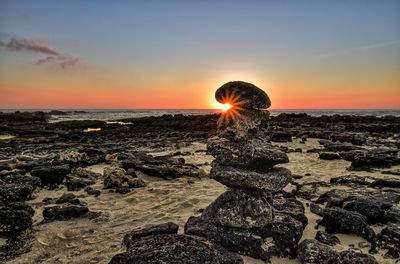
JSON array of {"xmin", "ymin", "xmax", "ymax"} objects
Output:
[{"xmin": 1, "ymin": 108, "xmax": 400, "ymax": 111}]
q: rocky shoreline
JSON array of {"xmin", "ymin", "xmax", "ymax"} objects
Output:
[{"xmin": 1, "ymin": 110, "xmax": 400, "ymax": 263}]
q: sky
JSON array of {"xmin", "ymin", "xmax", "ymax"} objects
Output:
[{"xmin": 0, "ymin": 0, "xmax": 399, "ymax": 109}]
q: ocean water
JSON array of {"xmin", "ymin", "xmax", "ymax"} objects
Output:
[{"xmin": 1, "ymin": 109, "xmax": 400, "ymax": 122}]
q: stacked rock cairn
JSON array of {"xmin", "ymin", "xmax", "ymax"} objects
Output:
[{"xmin": 185, "ymin": 81, "xmax": 306, "ymax": 260}]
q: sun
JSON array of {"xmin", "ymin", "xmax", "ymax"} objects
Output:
[{"xmin": 222, "ymin": 103, "xmax": 232, "ymax": 112}]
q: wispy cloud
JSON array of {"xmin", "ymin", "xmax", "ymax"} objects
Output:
[
  {"xmin": 0, "ymin": 36, "xmax": 79, "ymax": 69},
  {"xmin": 317, "ymin": 39, "xmax": 400, "ymax": 60}
]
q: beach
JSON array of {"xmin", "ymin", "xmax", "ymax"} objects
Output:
[{"xmin": 1, "ymin": 110, "xmax": 399, "ymax": 263}]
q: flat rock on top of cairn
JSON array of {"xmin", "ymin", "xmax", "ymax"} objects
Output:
[{"xmin": 215, "ymin": 81, "xmax": 271, "ymax": 109}]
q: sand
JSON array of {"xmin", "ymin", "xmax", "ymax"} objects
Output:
[{"xmin": 7, "ymin": 138, "xmax": 399, "ymax": 264}]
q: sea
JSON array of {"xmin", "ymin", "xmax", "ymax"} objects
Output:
[{"xmin": 1, "ymin": 109, "xmax": 400, "ymax": 123}]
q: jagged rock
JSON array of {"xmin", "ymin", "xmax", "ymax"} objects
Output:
[
  {"xmin": 59, "ymin": 151, "xmax": 89, "ymax": 164},
  {"xmin": 273, "ymin": 192, "xmax": 307, "ymax": 227},
  {"xmin": 71, "ymin": 167, "xmax": 102, "ymax": 179},
  {"xmin": 319, "ymin": 207, "xmax": 374, "ymax": 240},
  {"xmin": 215, "ymin": 81, "xmax": 271, "ymax": 109},
  {"xmin": 42, "ymin": 204, "xmax": 88, "ymax": 222},
  {"xmin": 55, "ymin": 193, "xmax": 83, "ymax": 205},
  {"xmin": 185, "ymin": 216, "xmax": 269, "ymax": 260},
  {"xmin": 319, "ymin": 152, "xmax": 341, "ymax": 160},
  {"xmin": 0, "ymin": 202, "xmax": 34, "ymax": 235},
  {"xmin": 369, "ymin": 178, "xmax": 400, "ymax": 188},
  {"xmin": 207, "ymin": 137, "xmax": 288, "ymax": 170},
  {"xmin": 315, "ymin": 231, "xmax": 340, "ymax": 246},
  {"xmin": 84, "ymin": 186, "xmax": 101, "ymax": 196},
  {"xmin": 201, "ymin": 188, "xmax": 274, "ymax": 228},
  {"xmin": 0, "ymin": 174, "xmax": 41, "ymax": 190},
  {"xmin": 66, "ymin": 175, "xmax": 95, "ymax": 191},
  {"xmin": 343, "ymin": 192, "xmax": 400, "ymax": 224},
  {"xmin": 30, "ymin": 164, "xmax": 70, "ymax": 187},
  {"xmin": 323, "ymin": 142, "xmax": 362, "ymax": 152},
  {"xmin": 210, "ymin": 162, "xmax": 291, "ymax": 192},
  {"xmin": 217, "ymin": 108, "xmax": 270, "ymax": 141},
  {"xmin": 349, "ymin": 148, "xmax": 399, "ymax": 170},
  {"xmin": 310, "ymin": 203, "xmax": 324, "ymax": 216},
  {"xmin": 339, "ymin": 250, "xmax": 378, "ymax": 264},
  {"xmin": 270, "ymin": 131, "xmax": 292, "ymax": 142},
  {"xmin": 0, "ymin": 183, "xmax": 34, "ymax": 203},
  {"xmin": 123, "ymin": 222, "xmax": 179, "ymax": 248},
  {"xmin": 103, "ymin": 166, "xmax": 145, "ymax": 189},
  {"xmin": 110, "ymin": 229, "xmax": 243, "ymax": 264},
  {"xmin": 330, "ymin": 175, "xmax": 375, "ymax": 186},
  {"xmin": 297, "ymin": 239, "xmax": 339, "ymax": 264},
  {"xmin": 371, "ymin": 223, "xmax": 400, "ymax": 258}
]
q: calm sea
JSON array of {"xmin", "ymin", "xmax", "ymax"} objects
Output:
[{"xmin": 1, "ymin": 109, "xmax": 400, "ymax": 122}]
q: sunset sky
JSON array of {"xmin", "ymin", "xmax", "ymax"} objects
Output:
[{"xmin": 0, "ymin": 0, "xmax": 399, "ymax": 109}]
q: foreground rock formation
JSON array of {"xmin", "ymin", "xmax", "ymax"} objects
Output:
[{"xmin": 185, "ymin": 81, "xmax": 306, "ymax": 260}]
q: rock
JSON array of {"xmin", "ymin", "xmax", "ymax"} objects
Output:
[
  {"xmin": 123, "ymin": 222, "xmax": 179, "ymax": 248},
  {"xmin": 65, "ymin": 175, "xmax": 96, "ymax": 191},
  {"xmin": 339, "ymin": 250, "xmax": 378, "ymax": 264},
  {"xmin": 0, "ymin": 183, "xmax": 34, "ymax": 203},
  {"xmin": 215, "ymin": 81, "xmax": 270, "ymax": 109},
  {"xmin": 217, "ymin": 108, "xmax": 270, "ymax": 141},
  {"xmin": 320, "ymin": 207, "xmax": 373, "ymax": 240},
  {"xmin": 273, "ymin": 193, "xmax": 308, "ymax": 227},
  {"xmin": 343, "ymin": 193, "xmax": 399, "ymax": 224},
  {"xmin": 350, "ymin": 148, "xmax": 399, "ymax": 170},
  {"xmin": 110, "ymin": 226, "xmax": 243, "ymax": 264},
  {"xmin": 71, "ymin": 167, "xmax": 102, "ymax": 179},
  {"xmin": 59, "ymin": 150, "xmax": 89, "ymax": 163},
  {"xmin": 0, "ymin": 202, "xmax": 34, "ymax": 235},
  {"xmin": 319, "ymin": 152, "xmax": 341, "ymax": 160},
  {"xmin": 0, "ymin": 174, "xmax": 41, "ymax": 190},
  {"xmin": 103, "ymin": 166, "xmax": 145, "ymax": 189},
  {"xmin": 297, "ymin": 239, "xmax": 340, "ymax": 264},
  {"xmin": 55, "ymin": 193, "xmax": 82, "ymax": 205},
  {"xmin": 323, "ymin": 142, "xmax": 362, "ymax": 152},
  {"xmin": 371, "ymin": 223, "xmax": 400, "ymax": 258},
  {"xmin": 30, "ymin": 164, "xmax": 70, "ymax": 187},
  {"xmin": 84, "ymin": 186, "xmax": 101, "ymax": 197},
  {"xmin": 330, "ymin": 175, "xmax": 375, "ymax": 186},
  {"xmin": 310, "ymin": 203, "xmax": 324, "ymax": 216},
  {"xmin": 315, "ymin": 231, "xmax": 340, "ymax": 246},
  {"xmin": 270, "ymin": 131, "xmax": 292, "ymax": 142},
  {"xmin": 42, "ymin": 204, "xmax": 88, "ymax": 222},
  {"xmin": 207, "ymin": 137, "xmax": 288, "ymax": 170},
  {"xmin": 369, "ymin": 178, "xmax": 400, "ymax": 188},
  {"xmin": 185, "ymin": 216, "xmax": 268, "ymax": 260},
  {"xmin": 201, "ymin": 189, "xmax": 274, "ymax": 229},
  {"xmin": 210, "ymin": 163, "xmax": 292, "ymax": 192}
]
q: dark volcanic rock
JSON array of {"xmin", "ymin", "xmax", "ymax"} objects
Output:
[
  {"xmin": 343, "ymin": 193, "xmax": 399, "ymax": 224},
  {"xmin": 30, "ymin": 164, "xmax": 70, "ymax": 187},
  {"xmin": 319, "ymin": 152, "xmax": 341, "ymax": 160},
  {"xmin": 350, "ymin": 148, "xmax": 399, "ymax": 170},
  {"xmin": 320, "ymin": 207, "xmax": 373, "ymax": 240},
  {"xmin": 270, "ymin": 131, "xmax": 292, "ymax": 142},
  {"xmin": 215, "ymin": 81, "xmax": 271, "ymax": 109},
  {"xmin": 123, "ymin": 222, "xmax": 179, "ymax": 248},
  {"xmin": 201, "ymin": 188, "xmax": 274, "ymax": 228},
  {"xmin": 330, "ymin": 175, "xmax": 375, "ymax": 186},
  {"xmin": 110, "ymin": 231, "xmax": 243, "ymax": 264},
  {"xmin": 0, "ymin": 202, "xmax": 34, "ymax": 235},
  {"xmin": 315, "ymin": 231, "xmax": 340, "ymax": 246},
  {"xmin": 42, "ymin": 204, "xmax": 88, "ymax": 222},
  {"xmin": 207, "ymin": 137, "xmax": 288, "ymax": 170},
  {"xmin": 371, "ymin": 223, "xmax": 400, "ymax": 258},
  {"xmin": 185, "ymin": 216, "xmax": 268, "ymax": 260},
  {"xmin": 0, "ymin": 183, "xmax": 34, "ymax": 203},
  {"xmin": 210, "ymin": 163, "xmax": 291, "ymax": 192},
  {"xmin": 339, "ymin": 250, "xmax": 378, "ymax": 264},
  {"xmin": 369, "ymin": 178, "xmax": 400, "ymax": 188},
  {"xmin": 297, "ymin": 239, "xmax": 339, "ymax": 264}
]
